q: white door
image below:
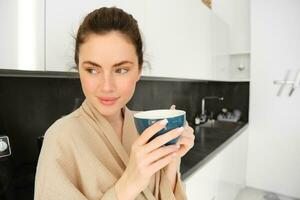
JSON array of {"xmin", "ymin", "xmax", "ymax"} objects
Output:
[{"xmin": 248, "ymin": 0, "xmax": 300, "ymax": 198}]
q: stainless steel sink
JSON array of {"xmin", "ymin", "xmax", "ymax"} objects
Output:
[{"xmin": 192, "ymin": 120, "xmax": 246, "ymax": 144}]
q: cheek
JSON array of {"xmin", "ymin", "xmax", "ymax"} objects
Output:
[
  {"xmin": 118, "ymin": 78, "xmax": 137, "ymax": 96},
  {"xmin": 80, "ymin": 74, "xmax": 99, "ymax": 94}
]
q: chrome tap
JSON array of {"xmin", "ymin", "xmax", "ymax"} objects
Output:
[{"xmin": 200, "ymin": 96, "xmax": 224, "ymax": 124}]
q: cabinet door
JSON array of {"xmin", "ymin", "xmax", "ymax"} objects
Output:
[
  {"xmin": 45, "ymin": 0, "xmax": 146, "ymax": 72},
  {"xmin": 184, "ymin": 128, "xmax": 248, "ymax": 200},
  {"xmin": 215, "ymin": 128, "xmax": 249, "ymax": 200},
  {"xmin": 0, "ymin": 0, "xmax": 44, "ymax": 71},
  {"xmin": 144, "ymin": 0, "xmax": 212, "ymax": 79},
  {"xmin": 184, "ymin": 154, "xmax": 221, "ymax": 200},
  {"xmin": 211, "ymin": 12, "xmax": 230, "ymax": 80},
  {"xmin": 212, "ymin": 0, "xmax": 250, "ymax": 54}
]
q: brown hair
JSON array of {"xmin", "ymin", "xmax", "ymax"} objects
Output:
[{"xmin": 74, "ymin": 7, "xmax": 144, "ymax": 70}]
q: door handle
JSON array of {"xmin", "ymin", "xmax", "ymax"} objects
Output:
[
  {"xmin": 289, "ymin": 69, "xmax": 300, "ymax": 96},
  {"xmin": 273, "ymin": 69, "xmax": 300, "ymax": 97}
]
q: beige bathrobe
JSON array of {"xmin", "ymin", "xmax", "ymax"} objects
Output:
[{"xmin": 34, "ymin": 99, "xmax": 187, "ymax": 200}]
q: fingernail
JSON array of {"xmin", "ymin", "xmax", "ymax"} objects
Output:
[
  {"xmin": 160, "ymin": 119, "xmax": 168, "ymax": 125},
  {"xmin": 177, "ymin": 127, "xmax": 184, "ymax": 132}
]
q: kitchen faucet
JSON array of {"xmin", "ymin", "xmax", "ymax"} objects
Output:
[{"xmin": 200, "ymin": 96, "xmax": 224, "ymax": 124}]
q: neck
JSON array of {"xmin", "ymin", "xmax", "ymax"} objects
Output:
[
  {"xmin": 104, "ymin": 109, "xmax": 124, "ymax": 125},
  {"xmin": 104, "ymin": 108, "xmax": 125, "ymax": 140}
]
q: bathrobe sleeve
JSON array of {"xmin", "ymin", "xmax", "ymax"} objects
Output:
[
  {"xmin": 174, "ymin": 171, "xmax": 187, "ymax": 199},
  {"xmin": 34, "ymin": 123, "xmax": 120, "ymax": 200},
  {"xmin": 159, "ymin": 168, "xmax": 188, "ymax": 200}
]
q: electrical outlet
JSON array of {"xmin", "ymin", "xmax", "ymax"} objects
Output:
[{"xmin": 0, "ymin": 136, "xmax": 11, "ymax": 158}]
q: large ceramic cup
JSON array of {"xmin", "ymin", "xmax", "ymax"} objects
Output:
[{"xmin": 134, "ymin": 109, "xmax": 186, "ymax": 145}]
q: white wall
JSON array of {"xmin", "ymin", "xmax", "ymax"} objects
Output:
[{"xmin": 247, "ymin": 0, "xmax": 300, "ymax": 198}]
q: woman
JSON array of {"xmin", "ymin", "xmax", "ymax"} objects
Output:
[{"xmin": 35, "ymin": 7, "xmax": 194, "ymax": 200}]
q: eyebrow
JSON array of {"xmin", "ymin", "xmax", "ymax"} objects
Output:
[{"xmin": 82, "ymin": 60, "xmax": 134, "ymax": 68}]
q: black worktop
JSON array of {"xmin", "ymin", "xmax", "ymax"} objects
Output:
[{"xmin": 180, "ymin": 121, "xmax": 248, "ymax": 180}]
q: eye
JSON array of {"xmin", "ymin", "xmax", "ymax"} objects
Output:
[
  {"xmin": 86, "ymin": 68, "xmax": 98, "ymax": 75},
  {"xmin": 116, "ymin": 68, "xmax": 129, "ymax": 74}
]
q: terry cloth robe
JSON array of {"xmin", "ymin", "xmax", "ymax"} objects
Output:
[{"xmin": 34, "ymin": 99, "xmax": 187, "ymax": 200}]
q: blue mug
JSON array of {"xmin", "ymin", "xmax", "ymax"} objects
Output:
[{"xmin": 134, "ymin": 109, "xmax": 186, "ymax": 145}]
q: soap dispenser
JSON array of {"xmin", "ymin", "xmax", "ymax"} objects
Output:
[{"xmin": 194, "ymin": 113, "xmax": 201, "ymax": 125}]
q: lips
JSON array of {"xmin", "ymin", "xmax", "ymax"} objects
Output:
[
  {"xmin": 99, "ymin": 97, "xmax": 119, "ymax": 101},
  {"xmin": 98, "ymin": 96, "xmax": 119, "ymax": 105}
]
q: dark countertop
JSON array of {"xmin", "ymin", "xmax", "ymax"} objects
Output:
[{"xmin": 180, "ymin": 121, "xmax": 248, "ymax": 180}]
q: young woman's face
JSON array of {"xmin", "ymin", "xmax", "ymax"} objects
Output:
[{"xmin": 78, "ymin": 31, "xmax": 141, "ymax": 117}]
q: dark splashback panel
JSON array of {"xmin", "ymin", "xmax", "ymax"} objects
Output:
[
  {"xmin": 0, "ymin": 77, "xmax": 85, "ymax": 165},
  {"xmin": 0, "ymin": 76, "xmax": 249, "ymax": 161},
  {"xmin": 128, "ymin": 80, "xmax": 249, "ymax": 123},
  {"xmin": 0, "ymin": 74, "xmax": 248, "ymax": 199},
  {"xmin": 0, "ymin": 76, "xmax": 249, "ymax": 164}
]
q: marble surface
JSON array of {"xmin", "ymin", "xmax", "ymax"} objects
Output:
[{"xmin": 180, "ymin": 121, "xmax": 248, "ymax": 180}]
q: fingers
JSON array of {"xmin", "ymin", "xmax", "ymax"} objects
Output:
[
  {"xmin": 144, "ymin": 127, "xmax": 184, "ymax": 153},
  {"xmin": 143, "ymin": 144, "xmax": 179, "ymax": 165},
  {"xmin": 136, "ymin": 119, "xmax": 168, "ymax": 146},
  {"xmin": 176, "ymin": 136, "xmax": 194, "ymax": 148},
  {"xmin": 148, "ymin": 150, "xmax": 178, "ymax": 173},
  {"xmin": 181, "ymin": 126, "xmax": 195, "ymax": 139},
  {"xmin": 176, "ymin": 135, "xmax": 195, "ymax": 156},
  {"xmin": 184, "ymin": 121, "xmax": 189, "ymax": 127}
]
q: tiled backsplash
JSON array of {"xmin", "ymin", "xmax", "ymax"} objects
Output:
[{"xmin": 0, "ymin": 73, "xmax": 249, "ymax": 165}]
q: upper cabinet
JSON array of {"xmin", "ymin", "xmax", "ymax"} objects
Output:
[
  {"xmin": 45, "ymin": 0, "xmax": 146, "ymax": 72},
  {"xmin": 143, "ymin": 0, "xmax": 212, "ymax": 79},
  {"xmin": 2, "ymin": 0, "xmax": 236, "ymax": 81},
  {"xmin": 211, "ymin": 0, "xmax": 250, "ymax": 81},
  {"xmin": 211, "ymin": 13, "xmax": 230, "ymax": 80},
  {"xmin": 212, "ymin": 0, "xmax": 250, "ymax": 54},
  {"xmin": 45, "ymin": 0, "xmax": 213, "ymax": 80},
  {"xmin": 0, "ymin": 0, "xmax": 44, "ymax": 71}
]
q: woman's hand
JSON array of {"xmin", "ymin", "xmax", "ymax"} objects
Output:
[
  {"xmin": 171, "ymin": 105, "xmax": 195, "ymax": 158},
  {"xmin": 115, "ymin": 119, "xmax": 184, "ymax": 200},
  {"xmin": 164, "ymin": 105, "xmax": 195, "ymax": 191}
]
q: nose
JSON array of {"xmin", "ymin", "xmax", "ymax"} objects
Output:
[{"xmin": 100, "ymin": 72, "xmax": 115, "ymax": 92}]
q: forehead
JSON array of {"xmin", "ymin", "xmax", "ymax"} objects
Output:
[{"xmin": 79, "ymin": 31, "xmax": 137, "ymax": 64}]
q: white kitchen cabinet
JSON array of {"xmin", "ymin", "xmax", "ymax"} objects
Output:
[
  {"xmin": 184, "ymin": 127, "xmax": 248, "ymax": 200},
  {"xmin": 0, "ymin": 0, "xmax": 44, "ymax": 71},
  {"xmin": 45, "ymin": 0, "xmax": 213, "ymax": 80},
  {"xmin": 210, "ymin": 0, "xmax": 250, "ymax": 81},
  {"xmin": 211, "ymin": 12, "xmax": 230, "ymax": 81},
  {"xmin": 185, "ymin": 151, "xmax": 221, "ymax": 200},
  {"xmin": 212, "ymin": 0, "xmax": 250, "ymax": 54},
  {"xmin": 45, "ymin": 0, "xmax": 146, "ymax": 72},
  {"xmin": 144, "ymin": 0, "xmax": 212, "ymax": 79},
  {"xmin": 215, "ymin": 128, "xmax": 248, "ymax": 200}
]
